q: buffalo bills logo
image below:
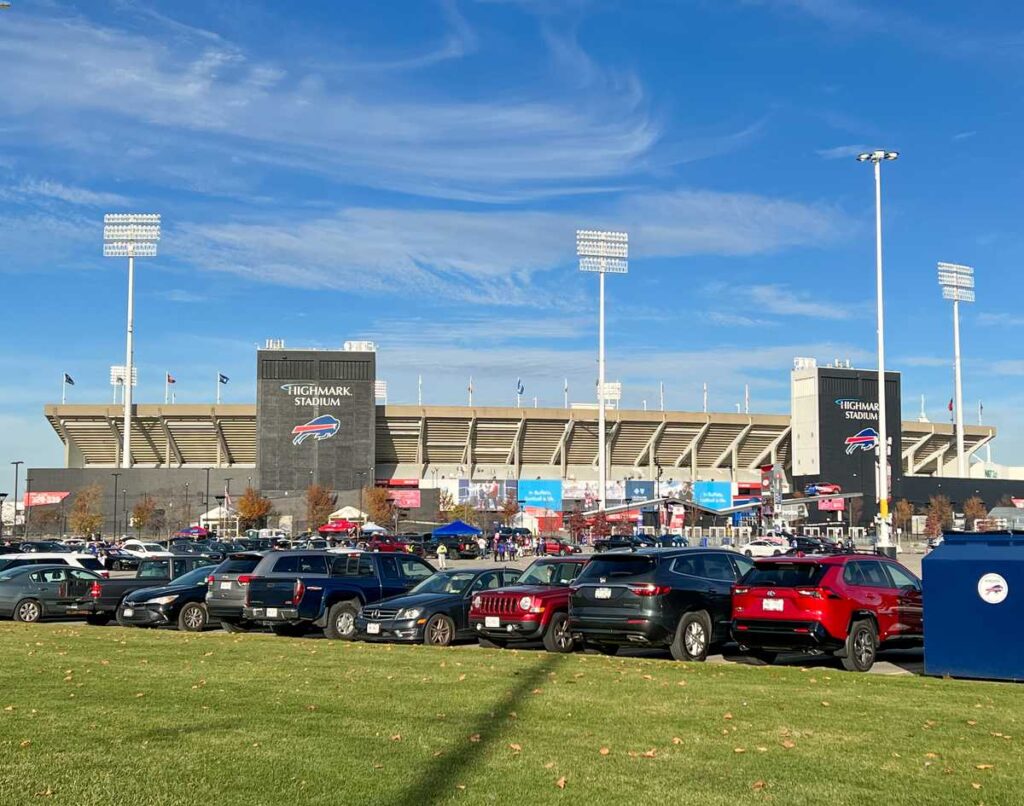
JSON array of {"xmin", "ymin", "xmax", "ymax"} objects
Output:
[
  {"xmin": 844, "ymin": 427, "xmax": 879, "ymax": 455},
  {"xmin": 291, "ymin": 415, "xmax": 341, "ymax": 445},
  {"xmin": 985, "ymin": 584, "xmax": 1004, "ymax": 596}
]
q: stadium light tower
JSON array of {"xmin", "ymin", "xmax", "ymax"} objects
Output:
[
  {"xmin": 937, "ymin": 262, "xmax": 975, "ymax": 477},
  {"xmin": 103, "ymin": 214, "xmax": 160, "ymax": 469},
  {"xmin": 577, "ymin": 229, "xmax": 628, "ymax": 511},
  {"xmin": 856, "ymin": 150, "xmax": 897, "ymax": 556}
]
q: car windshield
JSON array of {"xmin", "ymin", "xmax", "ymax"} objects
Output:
[
  {"xmin": 409, "ymin": 571, "xmax": 478, "ymax": 595},
  {"xmin": 577, "ymin": 556, "xmax": 657, "ymax": 581},
  {"xmin": 516, "ymin": 562, "xmax": 579, "ymax": 586},
  {"xmin": 0, "ymin": 565, "xmax": 29, "ymax": 580},
  {"xmin": 142, "ymin": 544, "xmax": 164, "ymax": 552},
  {"xmin": 745, "ymin": 562, "xmax": 827, "ymax": 587},
  {"xmin": 172, "ymin": 565, "xmax": 216, "ymax": 586}
]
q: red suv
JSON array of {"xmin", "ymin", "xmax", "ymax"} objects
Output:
[
  {"xmin": 731, "ymin": 555, "xmax": 922, "ymax": 672},
  {"xmin": 365, "ymin": 535, "xmax": 409, "ymax": 553},
  {"xmin": 469, "ymin": 557, "xmax": 588, "ymax": 653},
  {"xmin": 537, "ymin": 537, "xmax": 581, "ymax": 556}
]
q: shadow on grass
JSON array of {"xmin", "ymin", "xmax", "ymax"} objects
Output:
[{"xmin": 391, "ymin": 651, "xmax": 559, "ymax": 806}]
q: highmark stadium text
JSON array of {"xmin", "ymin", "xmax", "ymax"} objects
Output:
[{"xmin": 280, "ymin": 384, "xmax": 354, "ymax": 406}]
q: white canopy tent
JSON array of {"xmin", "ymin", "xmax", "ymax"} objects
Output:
[
  {"xmin": 360, "ymin": 522, "xmax": 387, "ymax": 534},
  {"xmin": 197, "ymin": 505, "xmax": 239, "ymax": 537},
  {"xmin": 329, "ymin": 506, "xmax": 367, "ymax": 522}
]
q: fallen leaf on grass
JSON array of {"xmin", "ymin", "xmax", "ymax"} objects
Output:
[
  {"xmin": 975, "ymin": 764, "xmax": 994, "ymax": 770},
  {"xmin": 642, "ymin": 749, "xmax": 657, "ymax": 758},
  {"xmin": 19, "ymin": 740, "xmax": 32, "ymax": 749},
  {"xmin": 967, "ymin": 720, "xmax": 978, "ymax": 726},
  {"xmin": 134, "ymin": 692, "xmax": 145, "ymax": 698},
  {"xmin": 469, "ymin": 734, "xmax": 481, "ymax": 743},
  {"xmin": 925, "ymin": 753, "xmax": 940, "ymax": 759},
  {"xmin": 734, "ymin": 748, "xmax": 747, "ymax": 754},
  {"xmin": 458, "ymin": 674, "xmax": 466, "ymax": 682},
  {"xmin": 676, "ymin": 680, "xmax": 687, "ymax": 687},
  {"xmin": 820, "ymin": 701, "xmax": 831, "ymax": 707},
  {"xmin": 756, "ymin": 747, "xmax": 768, "ymax": 753},
  {"xmin": 372, "ymin": 763, "xmax": 383, "ymax": 770},
  {"xmin": 33, "ymin": 787, "xmax": 55, "ymax": 798},
  {"xmin": 508, "ymin": 711, "xmax": 518, "ymax": 720},
  {"xmin": 781, "ymin": 740, "xmax": 796, "ymax": 750},
  {"xmin": 433, "ymin": 751, "xmax": 444, "ymax": 758},
  {"xmin": 3, "ymin": 706, "xmax": 14, "ymax": 712},
  {"xmin": 509, "ymin": 743, "xmax": 522, "ymax": 753},
  {"xmin": 672, "ymin": 738, "xmax": 683, "ymax": 746},
  {"xmin": 972, "ymin": 783, "xmax": 982, "ymax": 790},
  {"xmin": 306, "ymin": 705, "xmax": 318, "ymax": 712},
  {"xmin": 642, "ymin": 674, "xmax": 653, "ymax": 680},
  {"xmin": 544, "ymin": 762, "xmax": 555, "ymax": 769},
  {"xmin": 390, "ymin": 734, "xmax": 402, "ymax": 742},
  {"xmin": 455, "ymin": 784, "xmax": 466, "ymax": 791},
  {"xmin": 555, "ymin": 777, "xmax": 566, "ymax": 790},
  {"xmin": 531, "ymin": 689, "xmax": 543, "ymax": 695},
  {"xmin": 599, "ymin": 747, "xmax": 610, "ymax": 755},
  {"xmin": 752, "ymin": 781, "xmax": 766, "ymax": 792},
  {"xmin": 724, "ymin": 712, "xmax": 733, "ymax": 720}
]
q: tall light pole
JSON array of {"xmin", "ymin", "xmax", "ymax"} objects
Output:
[
  {"xmin": 111, "ymin": 472, "xmax": 120, "ymax": 540},
  {"xmin": 103, "ymin": 213, "xmax": 161, "ymax": 470},
  {"xmin": 937, "ymin": 262, "xmax": 974, "ymax": 477},
  {"xmin": 577, "ymin": 229, "xmax": 629, "ymax": 511},
  {"xmin": 10, "ymin": 461, "xmax": 22, "ymax": 538},
  {"xmin": 856, "ymin": 150, "xmax": 898, "ymax": 555}
]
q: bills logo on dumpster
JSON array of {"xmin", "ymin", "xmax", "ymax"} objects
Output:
[
  {"xmin": 844, "ymin": 427, "xmax": 879, "ymax": 455},
  {"xmin": 977, "ymin": 572, "xmax": 1009, "ymax": 605},
  {"xmin": 291, "ymin": 415, "xmax": 341, "ymax": 446}
]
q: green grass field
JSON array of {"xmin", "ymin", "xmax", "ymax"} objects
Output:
[{"xmin": 0, "ymin": 624, "xmax": 1021, "ymax": 806}]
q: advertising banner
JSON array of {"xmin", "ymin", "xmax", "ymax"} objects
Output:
[
  {"xmin": 818, "ymin": 497, "xmax": 846, "ymax": 512},
  {"xmin": 518, "ymin": 480, "xmax": 563, "ymax": 514},
  {"xmin": 387, "ymin": 490, "xmax": 422, "ymax": 509},
  {"xmin": 562, "ymin": 480, "xmax": 601, "ymax": 509},
  {"xmin": 692, "ymin": 481, "xmax": 733, "ymax": 511},
  {"xmin": 624, "ymin": 480, "xmax": 654, "ymax": 501},
  {"xmin": 458, "ymin": 480, "xmax": 518, "ymax": 511},
  {"xmin": 660, "ymin": 480, "xmax": 691, "ymax": 500},
  {"xmin": 376, "ymin": 478, "xmax": 420, "ymax": 488},
  {"xmin": 24, "ymin": 492, "xmax": 70, "ymax": 507}
]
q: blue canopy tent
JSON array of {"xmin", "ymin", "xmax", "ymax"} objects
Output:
[{"xmin": 432, "ymin": 519, "xmax": 482, "ymax": 537}]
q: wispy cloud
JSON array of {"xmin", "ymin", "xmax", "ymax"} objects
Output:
[
  {"xmin": 13, "ymin": 179, "xmax": 129, "ymax": 207},
  {"xmin": 816, "ymin": 144, "xmax": 869, "ymax": 160},
  {"xmin": 992, "ymin": 360, "xmax": 1024, "ymax": 376},
  {"xmin": 706, "ymin": 311, "xmax": 776, "ymax": 328},
  {"xmin": 952, "ymin": 131, "xmax": 978, "ymax": 142},
  {"xmin": 978, "ymin": 312, "xmax": 1024, "ymax": 327},
  {"xmin": 745, "ymin": 284, "xmax": 853, "ymax": 320}
]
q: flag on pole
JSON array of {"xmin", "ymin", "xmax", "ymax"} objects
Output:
[
  {"xmin": 219, "ymin": 373, "xmax": 230, "ymax": 384},
  {"xmin": 167, "ymin": 373, "xmax": 176, "ymax": 385},
  {"xmin": 63, "ymin": 373, "xmax": 75, "ymax": 386},
  {"xmin": 516, "ymin": 378, "xmax": 525, "ymax": 395}
]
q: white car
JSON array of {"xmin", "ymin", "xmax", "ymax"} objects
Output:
[
  {"xmin": 0, "ymin": 553, "xmax": 110, "ymax": 577},
  {"xmin": 120, "ymin": 541, "xmax": 173, "ymax": 559},
  {"xmin": 738, "ymin": 539, "xmax": 785, "ymax": 558}
]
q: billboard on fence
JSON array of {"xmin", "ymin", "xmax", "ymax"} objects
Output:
[
  {"xmin": 458, "ymin": 480, "xmax": 518, "ymax": 511},
  {"xmin": 624, "ymin": 480, "xmax": 654, "ymax": 501},
  {"xmin": 562, "ymin": 480, "xmax": 601, "ymax": 509},
  {"xmin": 387, "ymin": 489, "xmax": 422, "ymax": 509},
  {"xmin": 24, "ymin": 492, "xmax": 70, "ymax": 507},
  {"xmin": 692, "ymin": 481, "xmax": 733, "ymax": 511},
  {"xmin": 518, "ymin": 480, "xmax": 563, "ymax": 514}
]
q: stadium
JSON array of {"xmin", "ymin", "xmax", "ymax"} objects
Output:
[{"xmin": 24, "ymin": 341, "xmax": 1014, "ymax": 537}]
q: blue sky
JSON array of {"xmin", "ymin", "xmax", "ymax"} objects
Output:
[{"xmin": 3, "ymin": 0, "xmax": 1024, "ymax": 472}]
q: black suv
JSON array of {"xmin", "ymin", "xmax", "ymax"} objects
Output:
[
  {"xmin": 592, "ymin": 535, "xmax": 658, "ymax": 552},
  {"xmin": 569, "ymin": 548, "xmax": 753, "ymax": 661}
]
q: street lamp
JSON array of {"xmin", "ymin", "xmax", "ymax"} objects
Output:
[
  {"xmin": 937, "ymin": 262, "xmax": 975, "ymax": 477},
  {"xmin": 856, "ymin": 149, "xmax": 898, "ymax": 556},
  {"xmin": 0, "ymin": 492, "xmax": 7, "ymax": 541},
  {"xmin": 10, "ymin": 461, "xmax": 23, "ymax": 538},
  {"xmin": 111, "ymin": 472, "xmax": 121, "ymax": 540},
  {"xmin": 103, "ymin": 213, "xmax": 161, "ymax": 470},
  {"xmin": 577, "ymin": 229, "xmax": 629, "ymax": 512}
]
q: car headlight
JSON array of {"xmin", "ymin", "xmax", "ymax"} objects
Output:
[
  {"xmin": 398, "ymin": 608, "xmax": 422, "ymax": 621},
  {"xmin": 472, "ymin": 595, "xmax": 482, "ymax": 610},
  {"xmin": 519, "ymin": 595, "xmax": 533, "ymax": 611},
  {"xmin": 144, "ymin": 595, "xmax": 178, "ymax": 605}
]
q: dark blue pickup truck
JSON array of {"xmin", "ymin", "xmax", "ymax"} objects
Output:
[{"xmin": 242, "ymin": 551, "xmax": 436, "ymax": 639}]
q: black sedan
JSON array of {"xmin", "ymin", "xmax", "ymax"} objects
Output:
[
  {"xmin": 355, "ymin": 567, "xmax": 519, "ymax": 646},
  {"xmin": 118, "ymin": 564, "xmax": 220, "ymax": 632},
  {"xmin": 101, "ymin": 548, "xmax": 140, "ymax": 571},
  {"xmin": 593, "ymin": 535, "xmax": 659, "ymax": 552},
  {"xmin": 0, "ymin": 564, "xmax": 101, "ymax": 622}
]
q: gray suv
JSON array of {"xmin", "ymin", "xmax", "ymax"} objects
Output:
[{"xmin": 204, "ymin": 552, "xmax": 266, "ymax": 632}]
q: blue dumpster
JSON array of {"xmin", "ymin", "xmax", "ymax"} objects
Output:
[{"xmin": 922, "ymin": 531, "xmax": 1024, "ymax": 681}]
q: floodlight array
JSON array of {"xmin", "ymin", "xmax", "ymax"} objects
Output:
[
  {"xmin": 937, "ymin": 262, "xmax": 975, "ymax": 303},
  {"xmin": 576, "ymin": 229, "xmax": 628, "ymax": 258},
  {"xmin": 579, "ymin": 256, "xmax": 628, "ymax": 274},
  {"xmin": 103, "ymin": 242, "xmax": 158, "ymax": 257}
]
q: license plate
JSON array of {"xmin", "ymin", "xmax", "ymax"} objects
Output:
[
  {"xmin": 122, "ymin": 608, "xmax": 134, "ymax": 618},
  {"xmin": 267, "ymin": 608, "xmax": 278, "ymax": 618},
  {"xmin": 367, "ymin": 623, "xmax": 381, "ymax": 635},
  {"xmin": 220, "ymin": 581, "xmax": 232, "ymax": 590},
  {"xmin": 485, "ymin": 616, "xmax": 500, "ymax": 629},
  {"xmin": 762, "ymin": 598, "xmax": 783, "ymax": 612},
  {"xmin": 595, "ymin": 587, "xmax": 612, "ymax": 599}
]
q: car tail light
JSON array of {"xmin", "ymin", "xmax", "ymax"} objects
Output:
[
  {"xmin": 292, "ymin": 579, "xmax": 305, "ymax": 605},
  {"xmin": 236, "ymin": 575, "xmax": 253, "ymax": 585},
  {"xmin": 797, "ymin": 586, "xmax": 840, "ymax": 600},
  {"xmin": 89, "ymin": 582, "xmax": 102, "ymax": 599},
  {"xmin": 733, "ymin": 586, "xmax": 749, "ymax": 595},
  {"xmin": 628, "ymin": 584, "xmax": 671, "ymax": 596},
  {"xmin": 207, "ymin": 575, "xmax": 215, "ymax": 586}
]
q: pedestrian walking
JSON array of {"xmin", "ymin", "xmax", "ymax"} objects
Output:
[
  {"xmin": 492, "ymin": 533, "xmax": 500, "ymax": 562},
  {"xmin": 436, "ymin": 541, "xmax": 448, "ymax": 569}
]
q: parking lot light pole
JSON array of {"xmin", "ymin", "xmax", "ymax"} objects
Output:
[
  {"xmin": 103, "ymin": 214, "xmax": 161, "ymax": 470},
  {"xmin": 111, "ymin": 472, "xmax": 121, "ymax": 540},
  {"xmin": 11, "ymin": 461, "xmax": 22, "ymax": 538},
  {"xmin": 0, "ymin": 492, "xmax": 7, "ymax": 541},
  {"xmin": 856, "ymin": 150, "xmax": 898, "ymax": 556},
  {"xmin": 577, "ymin": 230, "xmax": 629, "ymax": 512},
  {"xmin": 937, "ymin": 262, "xmax": 975, "ymax": 477}
]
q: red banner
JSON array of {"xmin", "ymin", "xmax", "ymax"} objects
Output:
[
  {"xmin": 376, "ymin": 478, "xmax": 420, "ymax": 488},
  {"xmin": 536, "ymin": 515, "xmax": 562, "ymax": 533},
  {"xmin": 818, "ymin": 497, "xmax": 846, "ymax": 512},
  {"xmin": 387, "ymin": 490, "xmax": 422, "ymax": 508},
  {"xmin": 24, "ymin": 492, "xmax": 70, "ymax": 507}
]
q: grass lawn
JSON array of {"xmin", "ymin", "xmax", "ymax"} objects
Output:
[{"xmin": 0, "ymin": 624, "xmax": 1021, "ymax": 805}]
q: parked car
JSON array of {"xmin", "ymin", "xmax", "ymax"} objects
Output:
[
  {"xmin": 365, "ymin": 535, "xmax": 410, "ymax": 553},
  {"xmin": 67, "ymin": 555, "xmax": 218, "ymax": 625},
  {"xmin": 17, "ymin": 541, "xmax": 71, "ymax": 553},
  {"xmin": 0, "ymin": 564, "xmax": 102, "ymax": 622},
  {"xmin": 101, "ymin": 547, "xmax": 140, "ymax": 571},
  {"xmin": 537, "ymin": 537, "xmax": 581, "ymax": 556},
  {"xmin": 118, "ymin": 564, "xmax": 221, "ymax": 632},
  {"xmin": 592, "ymin": 535, "xmax": 658, "ymax": 553},
  {"xmin": 241, "ymin": 551, "xmax": 436, "ymax": 639},
  {"xmin": 0, "ymin": 552, "xmax": 110, "ymax": 578},
  {"xmin": 656, "ymin": 534, "xmax": 689, "ymax": 547},
  {"xmin": 427, "ymin": 536, "xmax": 481, "ymax": 559},
  {"xmin": 731, "ymin": 555, "xmax": 923, "ymax": 672},
  {"xmin": 120, "ymin": 541, "xmax": 173, "ymax": 559},
  {"xmin": 738, "ymin": 539, "xmax": 786, "ymax": 558},
  {"xmin": 783, "ymin": 536, "xmax": 843, "ymax": 556},
  {"xmin": 355, "ymin": 567, "xmax": 518, "ymax": 646},
  {"xmin": 203, "ymin": 552, "xmax": 267, "ymax": 632},
  {"xmin": 470, "ymin": 557, "xmax": 589, "ymax": 652},
  {"xmin": 569, "ymin": 548, "xmax": 753, "ymax": 660}
]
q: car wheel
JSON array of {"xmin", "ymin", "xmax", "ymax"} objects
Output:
[
  {"xmin": 478, "ymin": 637, "xmax": 508, "ymax": 649},
  {"xmin": 14, "ymin": 599, "xmax": 42, "ymax": 623},
  {"xmin": 671, "ymin": 610, "xmax": 712, "ymax": 662},
  {"xmin": 772, "ymin": 550, "xmax": 781, "ymax": 556},
  {"xmin": 324, "ymin": 601, "xmax": 359, "ymax": 640},
  {"xmin": 424, "ymin": 614, "xmax": 455, "ymax": 647},
  {"xmin": 841, "ymin": 619, "xmax": 878, "ymax": 672},
  {"xmin": 115, "ymin": 603, "xmax": 132, "ymax": 627},
  {"xmin": 177, "ymin": 603, "xmax": 208, "ymax": 632},
  {"xmin": 542, "ymin": 612, "xmax": 574, "ymax": 653},
  {"xmin": 219, "ymin": 619, "xmax": 249, "ymax": 634},
  {"xmin": 85, "ymin": 614, "xmax": 112, "ymax": 627}
]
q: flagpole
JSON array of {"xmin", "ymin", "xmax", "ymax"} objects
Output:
[
  {"xmin": 563, "ymin": 378, "xmax": 569, "ymax": 409},
  {"xmin": 216, "ymin": 373, "xmax": 221, "ymax": 405},
  {"xmin": 61, "ymin": 373, "xmax": 67, "ymax": 405},
  {"xmin": 164, "ymin": 373, "xmax": 169, "ymax": 405},
  {"xmin": 660, "ymin": 381, "xmax": 665, "ymax": 412},
  {"xmin": 418, "ymin": 374, "xmax": 423, "ymax": 406},
  {"xmin": 702, "ymin": 382, "xmax": 708, "ymax": 413},
  {"xmin": 468, "ymin": 376, "xmax": 473, "ymax": 407}
]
